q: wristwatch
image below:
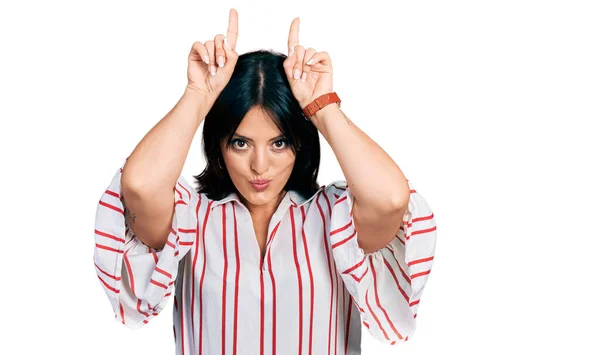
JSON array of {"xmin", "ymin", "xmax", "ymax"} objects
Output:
[{"xmin": 302, "ymin": 92, "xmax": 341, "ymax": 120}]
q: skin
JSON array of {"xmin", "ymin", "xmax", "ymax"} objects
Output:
[
  {"xmin": 206, "ymin": 9, "xmax": 410, "ymax": 254},
  {"xmin": 219, "ymin": 106, "xmax": 295, "ymax": 223}
]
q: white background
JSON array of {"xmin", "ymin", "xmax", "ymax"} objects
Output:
[{"xmin": 1, "ymin": 0, "xmax": 599, "ymax": 354}]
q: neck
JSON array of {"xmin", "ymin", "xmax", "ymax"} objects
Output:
[{"xmin": 243, "ymin": 189, "xmax": 288, "ymax": 219}]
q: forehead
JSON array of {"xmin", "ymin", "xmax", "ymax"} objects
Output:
[{"xmin": 235, "ymin": 106, "xmax": 282, "ymax": 138}]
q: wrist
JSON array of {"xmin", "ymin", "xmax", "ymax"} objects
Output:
[
  {"xmin": 311, "ymin": 102, "xmax": 342, "ymax": 121},
  {"xmin": 181, "ymin": 86, "xmax": 216, "ymax": 125},
  {"xmin": 184, "ymin": 85, "xmax": 217, "ymax": 103}
]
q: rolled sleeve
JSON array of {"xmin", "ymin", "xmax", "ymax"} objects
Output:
[
  {"xmin": 93, "ymin": 159, "xmax": 199, "ymax": 328},
  {"xmin": 327, "ymin": 179, "xmax": 437, "ymax": 344}
]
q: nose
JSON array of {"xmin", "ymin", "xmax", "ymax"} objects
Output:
[{"xmin": 250, "ymin": 148, "xmax": 269, "ymax": 176}]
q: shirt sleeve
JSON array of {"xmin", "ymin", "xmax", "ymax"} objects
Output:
[
  {"xmin": 93, "ymin": 159, "xmax": 200, "ymax": 329},
  {"xmin": 326, "ymin": 179, "xmax": 437, "ymax": 344}
]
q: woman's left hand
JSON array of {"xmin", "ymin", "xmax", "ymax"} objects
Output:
[{"xmin": 284, "ymin": 17, "xmax": 334, "ymax": 110}]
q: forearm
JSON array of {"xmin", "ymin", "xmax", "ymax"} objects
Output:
[
  {"xmin": 310, "ymin": 105, "xmax": 410, "ymax": 210},
  {"xmin": 122, "ymin": 87, "xmax": 215, "ymax": 193}
]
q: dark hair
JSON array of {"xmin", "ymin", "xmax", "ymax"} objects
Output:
[{"xmin": 193, "ymin": 49, "xmax": 321, "ymax": 201}]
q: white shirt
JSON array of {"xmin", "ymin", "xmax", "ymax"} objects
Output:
[{"xmin": 94, "ymin": 160, "xmax": 437, "ymax": 354}]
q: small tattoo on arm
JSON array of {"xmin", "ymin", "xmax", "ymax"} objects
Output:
[{"xmin": 125, "ymin": 207, "xmax": 136, "ymax": 224}]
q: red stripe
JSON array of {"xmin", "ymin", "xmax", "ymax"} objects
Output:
[
  {"xmin": 412, "ymin": 269, "xmax": 431, "ymax": 279},
  {"xmin": 316, "ymin": 192, "xmax": 334, "ymax": 355},
  {"xmin": 120, "ymin": 303, "xmax": 125, "ymax": 324},
  {"xmin": 290, "ymin": 206, "xmax": 303, "ymax": 355},
  {"xmin": 260, "ymin": 267, "xmax": 265, "ymax": 355},
  {"xmin": 408, "ymin": 255, "xmax": 434, "ymax": 266},
  {"xmin": 151, "ymin": 251, "xmax": 158, "ymax": 263},
  {"xmin": 268, "ymin": 240, "xmax": 277, "ymax": 355},
  {"xmin": 387, "ymin": 247, "xmax": 411, "ymax": 285},
  {"xmin": 95, "ymin": 229, "xmax": 125, "ymax": 244},
  {"xmin": 155, "ymin": 266, "xmax": 172, "ymax": 279},
  {"xmin": 300, "ymin": 205, "xmax": 315, "ymax": 355},
  {"xmin": 137, "ymin": 299, "xmax": 150, "ymax": 317},
  {"xmin": 266, "ymin": 221, "xmax": 281, "ymax": 249},
  {"xmin": 333, "ymin": 195, "xmax": 347, "ymax": 206},
  {"xmin": 330, "ymin": 221, "xmax": 352, "ymax": 236},
  {"xmin": 364, "ymin": 286, "xmax": 390, "ymax": 341},
  {"xmin": 178, "ymin": 228, "xmax": 197, "ymax": 233},
  {"xmin": 333, "ymin": 184, "xmax": 347, "ymax": 192},
  {"xmin": 350, "ymin": 295, "xmax": 364, "ymax": 313},
  {"xmin": 370, "ymin": 257, "xmax": 404, "ymax": 341},
  {"xmin": 198, "ymin": 200, "xmax": 212, "ymax": 354},
  {"xmin": 410, "ymin": 299, "xmax": 420, "ymax": 307},
  {"xmin": 99, "ymin": 200, "xmax": 124, "ymax": 215},
  {"xmin": 221, "ymin": 204, "xmax": 228, "ymax": 355},
  {"xmin": 331, "ymin": 230, "xmax": 357, "ymax": 249},
  {"xmin": 105, "ymin": 189, "xmax": 120, "ymax": 198},
  {"xmin": 232, "ymin": 204, "xmax": 241, "ymax": 355},
  {"xmin": 150, "ymin": 279, "xmax": 167, "ymax": 289},
  {"xmin": 350, "ymin": 268, "xmax": 369, "ymax": 283},
  {"xmin": 177, "ymin": 180, "xmax": 191, "ymax": 200},
  {"xmin": 342, "ymin": 257, "xmax": 366, "ymax": 275},
  {"xmin": 323, "ymin": 189, "xmax": 332, "ymax": 217},
  {"xmin": 97, "ymin": 275, "xmax": 119, "ymax": 293},
  {"xmin": 261, "ymin": 221, "xmax": 281, "ymax": 270},
  {"xmin": 96, "ymin": 243, "xmax": 123, "ymax": 254},
  {"xmin": 382, "ymin": 258, "xmax": 409, "ymax": 303},
  {"xmin": 94, "ymin": 262, "xmax": 121, "ymax": 281},
  {"xmin": 395, "ymin": 235, "xmax": 405, "ymax": 246},
  {"xmin": 412, "ymin": 213, "xmax": 434, "ymax": 223},
  {"xmin": 174, "ymin": 186, "xmax": 183, "ymax": 200},
  {"xmin": 334, "ymin": 273, "xmax": 340, "ymax": 355},
  {"xmin": 175, "ymin": 200, "xmax": 187, "ymax": 206},
  {"xmin": 411, "ymin": 225, "xmax": 437, "ymax": 237},
  {"xmin": 123, "ymin": 251, "xmax": 135, "ymax": 295}
]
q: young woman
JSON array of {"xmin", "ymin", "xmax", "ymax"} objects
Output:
[{"xmin": 94, "ymin": 8, "xmax": 437, "ymax": 355}]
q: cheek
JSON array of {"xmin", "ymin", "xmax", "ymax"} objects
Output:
[{"xmin": 222, "ymin": 155, "xmax": 245, "ymax": 174}]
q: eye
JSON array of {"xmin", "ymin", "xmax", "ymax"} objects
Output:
[
  {"xmin": 231, "ymin": 139, "xmax": 247, "ymax": 149},
  {"xmin": 274, "ymin": 139, "xmax": 288, "ymax": 149}
]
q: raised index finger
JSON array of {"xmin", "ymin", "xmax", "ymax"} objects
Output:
[
  {"xmin": 287, "ymin": 17, "xmax": 299, "ymax": 53},
  {"xmin": 226, "ymin": 8, "xmax": 239, "ymax": 50}
]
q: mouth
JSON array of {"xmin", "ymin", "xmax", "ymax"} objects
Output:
[{"xmin": 250, "ymin": 179, "xmax": 271, "ymax": 191}]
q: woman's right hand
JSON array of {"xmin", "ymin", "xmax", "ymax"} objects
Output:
[{"xmin": 186, "ymin": 8, "xmax": 239, "ymax": 100}]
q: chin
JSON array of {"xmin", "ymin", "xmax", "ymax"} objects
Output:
[{"xmin": 240, "ymin": 182, "xmax": 283, "ymax": 205}]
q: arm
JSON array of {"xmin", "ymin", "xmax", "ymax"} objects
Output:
[
  {"xmin": 95, "ymin": 165, "xmax": 201, "ymax": 328},
  {"xmin": 121, "ymin": 88, "xmax": 214, "ymax": 249},
  {"xmin": 310, "ymin": 105, "xmax": 411, "ymax": 253},
  {"xmin": 326, "ymin": 180, "xmax": 437, "ymax": 344}
]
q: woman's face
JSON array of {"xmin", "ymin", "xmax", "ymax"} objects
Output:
[{"xmin": 220, "ymin": 106, "xmax": 296, "ymax": 211}]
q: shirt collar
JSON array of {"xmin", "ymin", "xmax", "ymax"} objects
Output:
[{"xmin": 209, "ymin": 186, "xmax": 324, "ymax": 210}]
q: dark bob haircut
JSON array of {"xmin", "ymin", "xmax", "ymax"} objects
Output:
[{"xmin": 193, "ymin": 49, "xmax": 321, "ymax": 201}]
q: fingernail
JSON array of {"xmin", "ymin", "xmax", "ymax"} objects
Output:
[
  {"xmin": 306, "ymin": 58, "xmax": 314, "ymax": 65},
  {"xmin": 301, "ymin": 72, "xmax": 307, "ymax": 82},
  {"xmin": 218, "ymin": 56, "xmax": 224, "ymax": 67},
  {"xmin": 294, "ymin": 69, "xmax": 300, "ymax": 79},
  {"xmin": 203, "ymin": 55, "xmax": 210, "ymax": 65},
  {"xmin": 210, "ymin": 66, "xmax": 216, "ymax": 76}
]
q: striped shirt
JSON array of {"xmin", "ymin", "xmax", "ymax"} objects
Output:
[{"xmin": 94, "ymin": 159, "xmax": 437, "ymax": 354}]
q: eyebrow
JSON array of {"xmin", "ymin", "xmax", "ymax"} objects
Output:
[{"xmin": 232, "ymin": 134, "xmax": 286, "ymax": 142}]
